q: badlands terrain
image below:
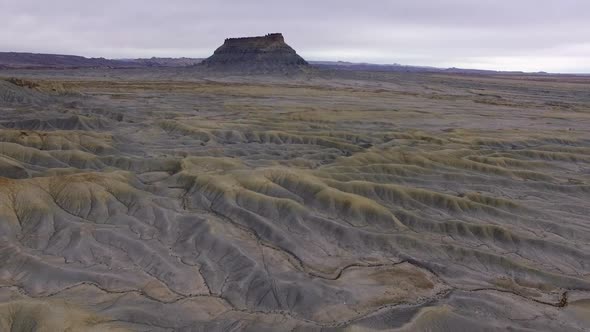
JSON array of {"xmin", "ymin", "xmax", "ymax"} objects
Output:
[{"xmin": 0, "ymin": 67, "xmax": 589, "ymax": 331}]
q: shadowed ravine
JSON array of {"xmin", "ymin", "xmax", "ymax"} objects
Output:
[{"xmin": 0, "ymin": 69, "xmax": 589, "ymax": 331}]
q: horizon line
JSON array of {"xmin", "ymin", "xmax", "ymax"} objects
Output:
[{"xmin": 1, "ymin": 49, "xmax": 589, "ymax": 75}]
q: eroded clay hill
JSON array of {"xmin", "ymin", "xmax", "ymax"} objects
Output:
[
  {"xmin": 201, "ymin": 33, "xmax": 308, "ymax": 73},
  {"xmin": 0, "ymin": 70, "xmax": 589, "ymax": 331}
]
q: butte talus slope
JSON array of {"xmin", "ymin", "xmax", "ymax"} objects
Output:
[
  {"xmin": 201, "ymin": 33, "xmax": 308, "ymax": 73},
  {"xmin": 0, "ymin": 71, "xmax": 589, "ymax": 331}
]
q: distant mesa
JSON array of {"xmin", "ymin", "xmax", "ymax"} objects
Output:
[{"xmin": 201, "ymin": 33, "xmax": 308, "ymax": 72}]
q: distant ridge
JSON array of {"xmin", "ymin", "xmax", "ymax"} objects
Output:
[
  {"xmin": 309, "ymin": 61, "xmax": 590, "ymax": 76},
  {"xmin": 0, "ymin": 52, "xmax": 202, "ymax": 69},
  {"xmin": 0, "ymin": 52, "xmax": 123, "ymax": 69},
  {"xmin": 1, "ymin": 51, "xmax": 587, "ymax": 76}
]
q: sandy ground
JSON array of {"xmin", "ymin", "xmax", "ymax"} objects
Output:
[{"xmin": 0, "ymin": 68, "xmax": 589, "ymax": 331}]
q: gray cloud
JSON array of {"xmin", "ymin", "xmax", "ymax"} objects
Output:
[{"xmin": 1, "ymin": 0, "xmax": 589, "ymax": 72}]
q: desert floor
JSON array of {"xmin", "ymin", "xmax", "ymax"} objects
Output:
[{"xmin": 1, "ymin": 68, "xmax": 589, "ymax": 331}]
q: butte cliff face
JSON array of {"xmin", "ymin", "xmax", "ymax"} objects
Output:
[{"xmin": 201, "ymin": 33, "xmax": 308, "ymax": 72}]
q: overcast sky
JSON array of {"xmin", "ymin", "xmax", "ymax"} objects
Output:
[{"xmin": 2, "ymin": 0, "xmax": 589, "ymax": 73}]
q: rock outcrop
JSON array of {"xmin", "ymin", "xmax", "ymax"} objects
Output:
[
  {"xmin": 0, "ymin": 79, "xmax": 52, "ymax": 106},
  {"xmin": 201, "ymin": 33, "xmax": 308, "ymax": 72}
]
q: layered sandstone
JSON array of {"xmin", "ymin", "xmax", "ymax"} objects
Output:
[{"xmin": 201, "ymin": 33, "xmax": 308, "ymax": 72}]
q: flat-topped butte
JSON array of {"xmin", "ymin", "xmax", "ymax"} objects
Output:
[{"xmin": 201, "ymin": 33, "xmax": 308, "ymax": 71}]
